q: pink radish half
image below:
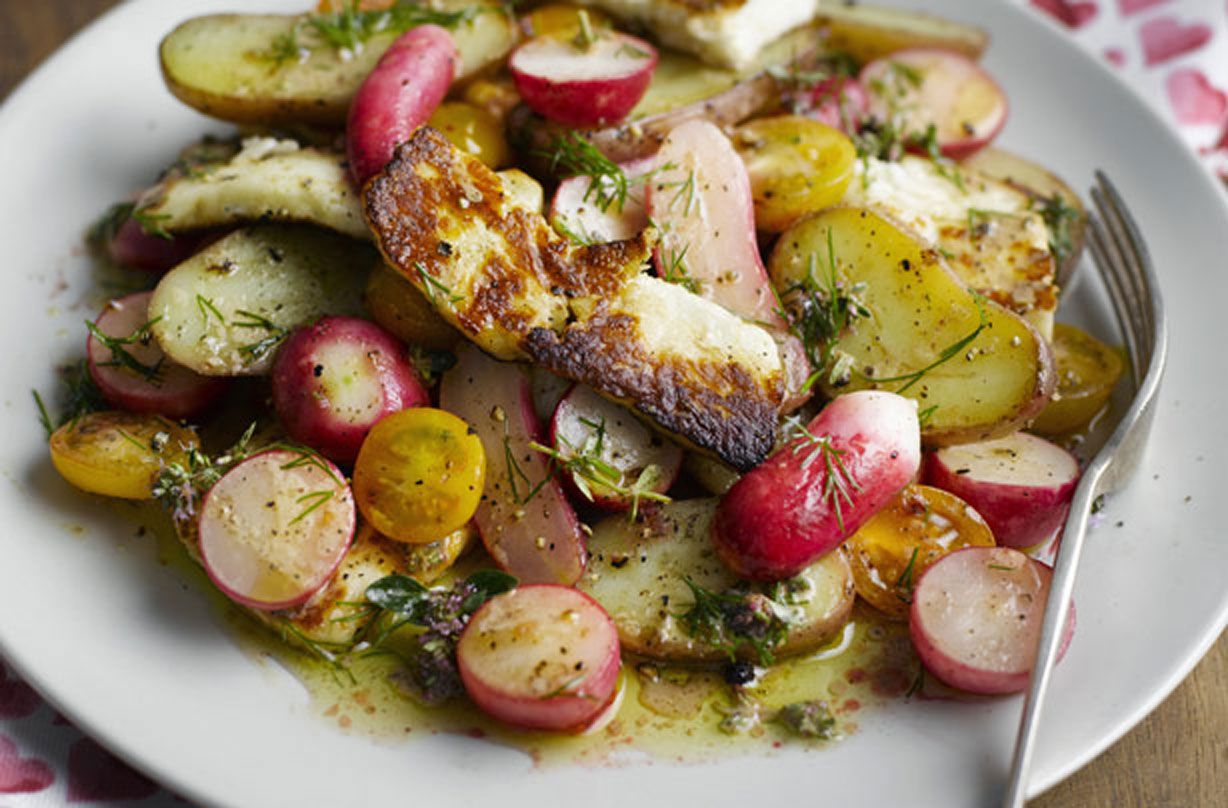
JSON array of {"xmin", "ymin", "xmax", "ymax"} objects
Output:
[
  {"xmin": 713, "ymin": 391, "xmax": 921, "ymax": 581},
  {"xmin": 860, "ymin": 48, "xmax": 1007, "ymax": 160},
  {"xmin": 271, "ymin": 316, "xmax": 429, "ymax": 465},
  {"xmin": 549, "ymin": 155, "xmax": 655, "ymax": 244},
  {"xmin": 799, "ymin": 77, "xmax": 870, "ymax": 135},
  {"xmin": 107, "ymin": 218, "xmax": 218, "ymax": 274},
  {"xmin": 550, "ymin": 384, "xmax": 682, "ymax": 511},
  {"xmin": 457, "ymin": 584, "xmax": 621, "ymax": 732},
  {"xmin": 347, "ymin": 24, "xmax": 458, "ymax": 186},
  {"xmin": 439, "ymin": 344, "xmax": 586, "ymax": 585},
  {"xmin": 924, "ymin": 432, "xmax": 1079, "ymax": 550},
  {"xmin": 198, "ymin": 449, "xmax": 356, "ymax": 611},
  {"xmin": 910, "ymin": 546, "xmax": 1075, "ymax": 695},
  {"xmin": 510, "ymin": 32, "xmax": 657, "ymax": 128},
  {"xmin": 87, "ymin": 291, "xmax": 228, "ymax": 420}
]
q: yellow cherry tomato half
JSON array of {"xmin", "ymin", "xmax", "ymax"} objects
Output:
[
  {"xmin": 843, "ymin": 484, "xmax": 995, "ymax": 620},
  {"xmin": 353, "ymin": 408, "xmax": 486, "ymax": 545},
  {"xmin": 364, "ymin": 261, "xmax": 459, "ymax": 351},
  {"xmin": 733, "ymin": 115, "xmax": 857, "ymax": 233},
  {"xmin": 428, "ymin": 101, "xmax": 511, "ymax": 169},
  {"xmin": 1031, "ymin": 323, "xmax": 1124, "ymax": 436},
  {"xmin": 49, "ymin": 411, "xmax": 198, "ymax": 500}
]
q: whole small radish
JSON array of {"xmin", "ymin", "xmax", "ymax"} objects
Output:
[
  {"xmin": 87, "ymin": 291, "xmax": 228, "ymax": 419},
  {"xmin": 272, "ymin": 316, "xmax": 429, "ymax": 465},
  {"xmin": 457, "ymin": 584, "xmax": 621, "ymax": 732},
  {"xmin": 712, "ymin": 391, "xmax": 921, "ymax": 581},
  {"xmin": 347, "ymin": 24, "xmax": 458, "ymax": 186},
  {"xmin": 910, "ymin": 546, "xmax": 1075, "ymax": 695}
]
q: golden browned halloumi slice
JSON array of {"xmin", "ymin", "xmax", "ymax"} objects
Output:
[{"xmin": 364, "ymin": 127, "xmax": 784, "ymax": 470}]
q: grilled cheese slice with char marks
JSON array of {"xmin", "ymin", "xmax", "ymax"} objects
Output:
[{"xmin": 364, "ymin": 126, "xmax": 784, "ymax": 470}]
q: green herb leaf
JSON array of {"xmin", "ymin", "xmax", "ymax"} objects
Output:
[
  {"xmin": 677, "ymin": 578, "xmax": 790, "ymax": 666},
  {"xmin": 84, "ymin": 317, "xmax": 166, "ymax": 384},
  {"xmin": 774, "ymin": 700, "xmax": 837, "ymax": 740}
]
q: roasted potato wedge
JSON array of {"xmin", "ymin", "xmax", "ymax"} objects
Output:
[
  {"xmin": 816, "ymin": 3, "xmax": 989, "ymax": 64},
  {"xmin": 149, "ymin": 226, "xmax": 372, "ymax": 376},
  {"xmin": 138, "ymin": 137, "xmax": 367, "ymax": 240},
  {"xmin": 160, "ymin": 7, "xmax": 517, "ymax": 126},
  {"xmin": 578, "ymin": 499, "xmax": 855, "ymax": 665},
  {"xmin": 769, "ymin": 207, "xmax": 1055, "ymax": 445},
  {"xmin": 961, "ymin": 147, "xmax": 1088, "ymax": 288}
]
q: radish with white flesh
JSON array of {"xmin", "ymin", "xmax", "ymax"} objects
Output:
[
  {"xmin": 549, "ymin": 155, "xmax": 654, "ymax": 244},
  {"xmin": 439, "ymin": 344, "xmax": 586, "ymax": 585},
  {"xmin": 106, "ymin": 218, "xmax": 217, "ymax": 274},
  {"xmin": 272, "ymin": 316, "xmax": 429, "ymax": 465},
  {"xmin": 198, "ymin": 449, "xmax": 355, "ymax": 611},
  {"xmin": 87, "ymin": 291, "xmax": 228, "ymax": 420},
  {"xmin": 860, "ymin": 48, "xmax": 1007, "ymax": 160},
  {"xmin": 910, "ymin": 546, "xmax": 1075, "ymax": 695},
  {"xmin": 510, "ymin": 31, "xmax": 658, "ymax": 128},
  {"xmin": 549, "ymin": 384, "xmax": 682, "ymax": 512},
  {"xmin": 645, "ymin": 119, "xmax": 812, "ymax": 409},
  {"xmin": 457, "ymin": 584, "xmax": 621, "ymax": 732},
  {"xmin": 924, "ymin": 432, "xmax": 1079, "ymax": 550},
  {"xmin": 713, "ymin": 391, "xmax": 921, "ymax": 581},
  {"xmin": 347, "ymin": 25, "xmax": 458, "ymax": 186}
]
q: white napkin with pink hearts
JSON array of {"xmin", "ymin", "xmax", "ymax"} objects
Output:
[{"xmin": 2, "ymin": 3, "xmax": 1225, "ymax": 807}]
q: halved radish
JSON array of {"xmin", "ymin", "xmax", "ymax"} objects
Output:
[
  {"xmin": 439, "ymin": 344, "xmax": 586, "ymax": 585},
  {"xmin": 924, "ymin": 432, "xmax": 1079, "ymax": 550},
  {"xmin": 87, "ymin": 291, "xmax": 229, "ymax": 420},
  {"xmin": 549, "ymin": 155, "xmax": 654, "ymax": 244},
  {"xmin": 456, "ymin": 584, "xmax": 621, "ymax": 732},
  {"xmin": 799, "ymin": 77, "xmax": 870, "ymax": 135},
  {"xmin": 860, "ymin": 48, "xmax": 1007, "ymax": 159},
  {"xmin": 510, "ymin": 31, "xmax": 658, "ymax": 127},
  {"xmin": 549, "ymin": 384, "xmax": 682, "ymax": 511},
  {"xmin": 106, "ymin": 218, "xmax": 218, "ymax": 274},
  {"xmin": 198, "ymin": 449, "xmax": 356, "ymax": 611},
  {"xmin": 910, "ymin": 546, "xmax": 1075, "ymax": 695},
  {"xmin": 271, "ymin": 316, "xmax": 429, "ymax": 465},
  {"xmin": 712, "ymin": 391, "xmax": 921, "ymax": 581}
]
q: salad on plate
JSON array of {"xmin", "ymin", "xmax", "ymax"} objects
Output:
[{"xmin": 36, "ymin": 0, "xmax": 1121, "ymax": 752}]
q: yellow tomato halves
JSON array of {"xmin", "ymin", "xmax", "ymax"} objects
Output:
[
  {"xmin": 49, "ymin": 411, "xmax": 198, "ymax": 500},
  {"xmin": 353, "ymin": 407, "xmax": 486, "ymax": 545}
]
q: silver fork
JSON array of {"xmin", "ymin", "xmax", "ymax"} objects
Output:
[{"xmin": 1001, "ymin": 172, "xmax": 1168, "ymax": 808}]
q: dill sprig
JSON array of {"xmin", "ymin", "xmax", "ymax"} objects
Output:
[
  {"xmin": 414, "ymin": 261, "xmax": 464, "ymax": 305},
  {"xmin": 232, "ymin": 309, "xmax": 290, "ymax": 364},
  {"xmin": 784, "ymin": 417, "xmax": 863, "ymax": 534},
  {"xmin": 261, "ymin": 1, "xmax": 479, "ymax": 63},
  {"xmin": 31, "ymin": 361, "xmax": 107, "ymax": 440},
  {"xmin": 779, "ymin": 227, "xmax": 868, "ymax": 392},
  {"xmin": 529, "ymin": 415, "xmax": 670, "ymax": 521},
  {"xmin": 659, "ymin": 244, "xmax": 699, "ymax": 293},
  {"xmin": 85, "ymin": 317, "xmax": 166, "ymax": 384},
  {"xmin": 894, "ymin": 547, "xmax": 921, "ymax": 603},
  {"xmin": 676, "ymin": 578, "xmax": 791, "ymax": 666},
  {"xmin": 1036, "ymin": 192, "xmax": 1081, "ymax": 264},
  {"xmin": 539, "ymin": 132, "xmax": 630, "ymax": 213},
  {"xmin": 499, "ymin": 418, "xmax": 552, "ymax": 506}
]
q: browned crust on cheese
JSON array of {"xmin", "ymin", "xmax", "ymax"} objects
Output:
[
  {"xmin": 363, "ymin": 126, "xmax": 781, "ymax": 469},
  {"xmin": 523, "ymin": 313, "xmax": 777, "ymax": 471}
]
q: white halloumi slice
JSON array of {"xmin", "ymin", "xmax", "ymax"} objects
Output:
[
  {"xmin": 845, "ymin": 155, "xmax": 1057, "ymax": 339},
  {"xmin": 573, "ymin": 0, "xmax": 822, "ymax": 69}
]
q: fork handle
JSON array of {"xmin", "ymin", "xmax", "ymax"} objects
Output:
[{"xmin": 1001, "ymin": 461, "xmax": 1109, "ymax": 808}]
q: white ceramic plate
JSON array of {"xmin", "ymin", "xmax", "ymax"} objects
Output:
[{"xmin": 1, "ymin": 1, "xmax": 1225, "ymax": 805}]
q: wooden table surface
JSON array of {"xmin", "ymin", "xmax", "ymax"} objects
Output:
[{"xmin": 2, "ymin": 1, "xmax": 1225, "ymax": 806}]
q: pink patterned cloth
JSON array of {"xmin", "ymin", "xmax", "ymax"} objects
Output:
[{"xmin": 1, "ymin": 2, "xmax": 1224, "ymax": 806}]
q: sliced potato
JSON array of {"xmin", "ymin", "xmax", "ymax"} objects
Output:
[
  {"xmin": 769, "ymin": 207, "xmax": 1055, "ymax": 445},
  {"xmin": 50, "ymin": 412, "xmax": 198, "ymax": 500},
  {"xmin": 138, "ymin": 137, "xmax": 367, "ymax": 240},
  {"xmin": 578, "ymin": 499, "xmax": 855, "ymax": 665},
  {"xmin": 160, "ymin": 7, "xmax": 517, "ymax": 126},
  {"xmin": 816, "ymin": 3, "xmax": 988, "ymax": 63},
  {"xmin": 961, "ymin": 147, "xmax": 1088, "ymax": 287},
  {"xmin": 149, "ymin": 226, "xmax": 372, "ymax": 376}
]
